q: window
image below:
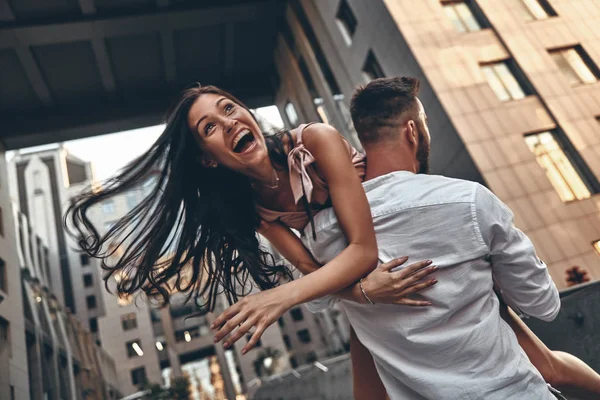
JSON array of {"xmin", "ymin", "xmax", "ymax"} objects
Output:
[
  {"xmin": 0, "ymin": 207, "xmax": 3, "ymax": 237},
  {"xmin": 336, "ymin": 0, "xmax": 357, "ymax": 46},
  {"xmin": 175, "ymin": 327, "xmax": 201, "ymax": 342},
  {"xmin": 0, "ymin": 317, "xmax": 8, "ymax": 342},
  {"xmin": 442, "ymin": 1, "xmax": 483, "ymax": 33},
  {"xmin": 525, "ymin": 131, "xmax": 591, "ymax": 201},
  {"xmin": 593, "ymin": 240, "xmax": 600, "ymax": 256},
  {"xmin": 481, "ymin": 61, "xmax": 528, "ymax": 101},
  {"xmin": 549, "ymin": 46, "xmax": 599, "ymax": 86},
  {"xmin": 283, "ymin": 335, "xmax": 292, "ymax": 351},
  {"xmin": 290, "ymin": 308, "xmax": 304, "ymax": 322},
  {"xmin": 80, "ymin": 254, "xmax": 90, "ymax": 266},
  {"xmin": 289, "ymin": 356, "xmax": 298, "ymax": 369},
  {"xmin": 83, "ymin": 274, "xmax": 93, "ymax": 288},
  {"xmin": 126, "ymin": 340, "xmax": 144, "ymax": 358},
  {"xmin": 285, "ymin": 102, "xmax": 299, "ymax": 126},
  {"xmin": 130, "ymin": 367, "xmax": 147, "ymax": 386},
  {"xmin": 297, "ymin": 329, "xmax": 312, "ymax": 344},
  {"xmin": 516, "ymin": 0, "xmax": 557, "ymax": 21},
  {"xmin": 306, "ymin": 351, "xmax": 317, "ymax": 363},
  {"xmin": 89, "ymin": 317, "xmax": 98, "ymax": 333},
  {"xmin": 86, "ymin": 295, "xmax": 97, "ymax": 309},
  {"xmin": 0, "ymin": 258, "xmax": 6, "ymax": 293},
  {"xmin": 121, "ymin": 313, "xmax": 137, "ymax": 331},
  {"xmin": 102, "ymin": 200, "xmax": 115, "ymax": 214},
  {"xmin": 362, "ymin": 51, "xmax": 385, "ymax": 83},
  {"xmin": 298, "ymin": 57, "xmax": 331, "ymax": 125},
  {"xmin": 277, "ymin": 317, "xmax": 285, "ymax": 328}
]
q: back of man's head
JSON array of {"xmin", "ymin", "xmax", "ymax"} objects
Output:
[{"xmin": 350, "ymin": 77, "xmax": 420, "ymax": 145}]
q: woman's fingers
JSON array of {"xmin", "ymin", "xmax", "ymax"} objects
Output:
[
  {"xmin": 211, "ymin": 302, "xmax": 241, "ymax": 330},
  {"xmin": 378, "ymin": 256, "xmax": 409, "ymax": 272},
  {"xmin": 213, "ymin": 307, "xmax": 246, "ymax": 342},
  {"xmin": 395, "ymin": 298, "xmax": 433, "ymax": 306},
  {"xmin": 242, "ymin": 324, "xmax": 267, "ymax": 354},
  {"xmin": 397, "ymin": 279, "xmax": 438, "ymax": 298},
  {"xmin": 398, "ymin": 265, "xmax": 438, "ymax": 287},
  {"xmin": 395, "ymin": 259, "xmax": 433, "ymax": 279},
  {"xmin": 223, "ymin": 319, "xmax": 255, "ymax": 349}
]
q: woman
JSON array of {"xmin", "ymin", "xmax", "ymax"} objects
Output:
[{"xmin": 66, "ymin": 85, "xmax": 599, "ymax": 398}]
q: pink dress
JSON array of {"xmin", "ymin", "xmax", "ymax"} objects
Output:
[{"xmin": 257, "ymin": 123, "xmax": 366, "ymax": 232}]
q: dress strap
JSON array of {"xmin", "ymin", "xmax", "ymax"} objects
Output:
[
  {"xmin": 288, "ymin": 122, "xmax": 319, "ymax": 205},
  {"xmin": 296, "ymin": 122, "xmax": 317, "ymax": 146}
]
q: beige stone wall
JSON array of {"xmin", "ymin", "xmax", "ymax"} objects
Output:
[{"xmin": 384, "ymin": 0, "xmax": 600, "ymax": 288}]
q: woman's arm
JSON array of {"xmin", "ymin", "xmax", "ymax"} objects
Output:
[
  {"xmin": 264, "ymin": 221, "xmax": 438, "ymax": 305},
  {"xmin": 260, "ymin": 221, "xmax": 320, "ymax": 275},
  {"xmin": 212, "ymin": 124, "xmax": 378, "ymax": 352}
]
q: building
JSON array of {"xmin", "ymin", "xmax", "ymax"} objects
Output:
[
  {"xmin": 0, "ymin": 147, "xmax": 120, "ymax": 399},
  {"xmin": 0, "ymin": 142, "xmax": 29, "ymax": 399},
  {"xmin": 274, "ymin": 0, "xmax": 600, "ymax": 289},
  {"xmin": 8, "ymin": 146, "xmax": 107, "ymax": 340}
]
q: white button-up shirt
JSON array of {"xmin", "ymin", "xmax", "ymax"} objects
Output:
[{"xmin": 302, "ymin": 171, "xmax": 560, "ymax": 400}]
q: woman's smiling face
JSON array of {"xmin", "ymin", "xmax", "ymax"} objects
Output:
[{"xmin": 188, "ymin": 93, "xmax": 268, "ymax": 174}]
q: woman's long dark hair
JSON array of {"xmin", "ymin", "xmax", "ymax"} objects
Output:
[{"xmin": 64, "ymin": 85, "xmax": 293, "ymax": 311}]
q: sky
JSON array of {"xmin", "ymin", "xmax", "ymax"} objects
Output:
[{"xmin": 10, "ymin": 106, "xmax": 285, "ymax": 182}]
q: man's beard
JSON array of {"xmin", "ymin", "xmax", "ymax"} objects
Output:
[{"xmin": 416, "ymin": 128, "xmax": 430, "ymax": 174}]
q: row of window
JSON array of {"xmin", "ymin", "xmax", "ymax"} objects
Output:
[{"xmin": 335, "ymin": 0, "xmax": 558, "ymax": 50}]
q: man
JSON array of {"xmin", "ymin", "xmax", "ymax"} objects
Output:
[{"xmin": 303, "ymin": 76, "xmax": 561, "ymax": 399}]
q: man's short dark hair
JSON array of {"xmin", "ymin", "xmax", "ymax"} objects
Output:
[{"xmin": 350, "ymin": 77, "xmax": 420, "ymax": 144}]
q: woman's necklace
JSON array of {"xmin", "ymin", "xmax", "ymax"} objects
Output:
[{"xmin": 253, "ymin": 169, "xmax": 280, "ymax": 190}]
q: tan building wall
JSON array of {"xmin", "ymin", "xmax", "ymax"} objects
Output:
[
  {"xmin": 277, "ymin": 0, "xmax": 600, "ymax": 291},
  {"xmin": 383, "ymin": 0, "xmax": 600, "ymax": 288}
]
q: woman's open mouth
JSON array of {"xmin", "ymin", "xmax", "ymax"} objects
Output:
[{"xmin": 232, "ymin": 129, "xmax": 257, "ymax": 154}]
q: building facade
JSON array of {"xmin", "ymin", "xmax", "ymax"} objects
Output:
[
  {"xmin": 0, "ymin": 147, "xmax": 120, "ymax": 399},
  {"xmin": 274, "ymin": 0, "xmax": 600, "ymax": 290},
  {"xmin": 8, "ymin": 146, "xmax": 107, "ymax": 338}
]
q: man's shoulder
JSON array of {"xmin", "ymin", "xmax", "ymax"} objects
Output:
[{"xmin": 371, "ymin": 172, "xmax": 482, "ymax": 207}]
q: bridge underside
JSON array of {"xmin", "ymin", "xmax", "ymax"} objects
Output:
[{"xmin": 0, "ymin": 0, "xmax": 285, "ymax": 149}]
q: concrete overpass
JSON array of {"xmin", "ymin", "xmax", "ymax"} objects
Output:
[{"xmin": 0, "ymin": 0, "xmax": 286, "ymax": 150}]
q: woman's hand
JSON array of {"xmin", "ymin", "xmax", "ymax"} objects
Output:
[
  {"xmin": 211, "ymin": 287, "xmax": 292, "ymax": 354},
  {"xmin": 361, "ymin": 257, "xmax": 438, "ymax": 306}
]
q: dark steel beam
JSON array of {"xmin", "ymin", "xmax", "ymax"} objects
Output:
[
  {"xmin": 0, "ymin": 0, "xmax": 15, "ymax": 21},
  {"xmin": 0, "ymin": 3, "xmax": 272, "ymax": 49}
]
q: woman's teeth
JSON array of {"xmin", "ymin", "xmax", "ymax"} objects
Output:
[{"xmin": 233, "ymin": 129, "xmax": 251, "ymax": 150}]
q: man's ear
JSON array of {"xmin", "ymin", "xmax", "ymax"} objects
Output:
[{"xmin": 405, "ymin": 120, "xmax": 418, "ymax": 146}]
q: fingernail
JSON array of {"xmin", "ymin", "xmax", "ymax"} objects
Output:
[
  {"xmin": 210, "ymin": 323, "xmax": 215, "ymax": 329},
  {"xmin": 242, "ymin": 348, "xmax": 247, "ymax": 355},
  {"xmin": 431, "ymin": 279, "xmax": 438, "ymax": 284},
  {"xmin": 213, "ymin": 337, "xmax": 218, "ymax": 343},
  {"xmin": 431, "ymin": 265, "xmax": 438, "ymax": 270},
  {"xmin": 426, "ymin": 302, "xmax": 433, "ymax": 306},
  {"xmin": 224, "ymin": 342, "xmax": 229, "ymax": 348}
]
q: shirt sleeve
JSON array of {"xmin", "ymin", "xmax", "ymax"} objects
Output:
[
  {"xmin": 475, "ymin": 185, "xmax": 560, "ymax": 322},
  {"xmin": 305, "ymin": 295, "xmax": 339, "ymax": 313}
]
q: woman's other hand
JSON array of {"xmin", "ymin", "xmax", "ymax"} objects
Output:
[
  {"xmin": 211, "ymin": 287, "xmax": 291, "ymax": 354},
  {"xmin": 361, "ymin": 257, "xmax": 438, "ymax": 305}
]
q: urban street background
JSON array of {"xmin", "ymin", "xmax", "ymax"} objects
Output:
[{"xmin": 0, "ymin": 0, "xmax": 599, "ymax": 399}]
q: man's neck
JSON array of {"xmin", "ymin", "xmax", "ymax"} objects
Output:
[{"xmin": 364, "ymin": 143, "xmax": 417, "ymax": 181}]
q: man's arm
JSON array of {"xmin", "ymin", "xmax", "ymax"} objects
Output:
[{"xmin": 475, "ymin": 185, "xmax": 560, "ymax": 321}]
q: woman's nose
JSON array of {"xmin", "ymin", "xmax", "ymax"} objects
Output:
[{"xmin": 224, "ymin": 118, "xmax": 237, "ymax": 135}]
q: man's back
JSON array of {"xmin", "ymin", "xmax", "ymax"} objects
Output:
[{"xmin": 302, "ymin": 171, "xmax": 560, "ymax": 400}]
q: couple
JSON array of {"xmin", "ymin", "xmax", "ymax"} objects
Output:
[{"xmin": 67, "ymin": 77, "xmax": 600, "ymax": 399}]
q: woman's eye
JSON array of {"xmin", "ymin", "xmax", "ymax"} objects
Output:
[
  {"xmin": 225, "ymin": 103, "xmax": 234, "ymax": 113},
  {"xmin": 204, "ymin": 123, "xmax": 215, "ymax": 135}
]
